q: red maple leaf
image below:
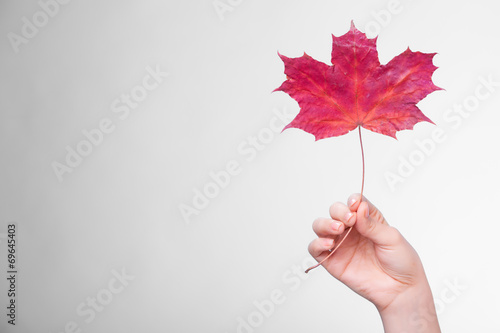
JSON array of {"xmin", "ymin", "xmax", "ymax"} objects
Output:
[{"xmin": 275, "ymin": 21, "xmax": 442, "ymax": 140}]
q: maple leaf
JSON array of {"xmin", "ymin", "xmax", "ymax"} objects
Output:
[{"xmin": 275, "ymin": 21, "xmax": 442, "ymax": 140}]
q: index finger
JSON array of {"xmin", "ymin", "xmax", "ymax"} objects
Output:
[{"xmin": 329, "ymin": 202, "xmax": 356, "ymax": 227}]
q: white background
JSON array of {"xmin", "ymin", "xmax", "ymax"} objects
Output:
[{"xmin": 1, "ymin": 0, "xmax": 499, "ymax": 332}]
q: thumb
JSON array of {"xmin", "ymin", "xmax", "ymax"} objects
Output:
[{"xmin": 351, "ymin": 196, "xmax": 398, "ymax": 246}]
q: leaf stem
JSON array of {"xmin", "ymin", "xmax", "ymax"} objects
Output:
[
  {"xmin": 305, "ymin": 126, "xmax": 365, "ymax": 273},
  {"xmin": 359, "ymin": 126, "xmax": 365, "ymax": 200}
]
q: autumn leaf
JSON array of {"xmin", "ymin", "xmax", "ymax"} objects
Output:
[{"xmin": 275, "ymin": 21, "xmax": 442, "ymax": 140}]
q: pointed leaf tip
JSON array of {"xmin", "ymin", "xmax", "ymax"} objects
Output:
[{"xmin": 350, "ymin": 20, "xmax": 356, "ymax": 31}]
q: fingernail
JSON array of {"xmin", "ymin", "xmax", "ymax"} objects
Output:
[
  {"xmin": 365, "ymin": 205, "xmax": 370, "ymax": 218},
  {"xmin": 349, "ymin": 198, "xmax": 357, "ymax": 208},
  {"xmin": 332, "ymin": 221, "xmax": 342, "ymax": 231},
  {"xmin": 323, "ymin": 239, "xmax": 334, "ymax": 248},
  {"xmin": 345, "ymin": 213, "xmax": 354, "ymax": 224}
]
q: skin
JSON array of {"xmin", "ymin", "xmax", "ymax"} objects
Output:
[{"xmin": 308, "ymin": 194, "xmax": 441, "ymax": 333}]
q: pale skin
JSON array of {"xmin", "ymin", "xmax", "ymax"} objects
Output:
[{"xmin": 308, "ymin": 194, "xmax": 441, "ymax": 333}]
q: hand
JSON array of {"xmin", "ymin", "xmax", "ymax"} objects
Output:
[{"xmin": 308, "ymin": 194, "xmax": 440, "ymax": 333}]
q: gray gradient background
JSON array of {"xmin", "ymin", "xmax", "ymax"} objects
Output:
[{"xmin": 1, "ymin": 0, "xmax": 500, "ymax": 332}]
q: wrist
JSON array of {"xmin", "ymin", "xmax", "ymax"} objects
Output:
[{"xmin": 378, "ymin": 281, "xmax": 440, "ymax": 333}]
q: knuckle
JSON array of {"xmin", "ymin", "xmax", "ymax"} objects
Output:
[
  {"xmin": 366, "ymin": 219, "xmax": 378, "ymax": 234},
  {"xmin": 312, "ymin": 218, "xmax": 322, "ymax": 231},
  {"xmin": 329, "ymin": 202, "xmax": 343, "ymax": 215},
  {"xmin": 307, "ymin": 240, "xmax": 317, "ymax": 256},
  {"xmin": 388, "ymin": 227, "xmax": 404, "ymax": 243}
]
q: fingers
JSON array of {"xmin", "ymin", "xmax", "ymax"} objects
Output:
[
  {"xmin": 309, "ymin": 202, "xmax": 350, "ymax": 264},
  {"xmin": 309, "ymin": 194, "xmax": 400, "ymax": 262},
  {"xmin": 329, "ymin": 202, "xmax": 356, "ymax": 227},
  {"xmin": 354, "ymin": 200, "xmax": 401, "ymax": 246},
  {"xmin": 347, "ymin": 193, "xmax": 374, "ymax": 212},
  {"xmin": 308, "ymin": 237, "xmax": 334, "ymax": 259},
  {"xmin": 312, "ymin": 217, "xmax": 345, "ymax": 237},
  {"xmin": 309, "ymin": 201, "xmax": 353, "ymax": 263},
  {"xmin": 310, "ymin": 201, "xmax": 353, "ymax": 240}
]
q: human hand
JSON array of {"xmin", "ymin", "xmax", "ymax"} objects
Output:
[{"xmin": 308, "ymin": 194, "xmax": 440, "ymax": 332}]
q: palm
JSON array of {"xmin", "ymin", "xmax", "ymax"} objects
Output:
[{"xmin": 322, "ymin": 222, "xmax": 420, "ymax": 308}]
